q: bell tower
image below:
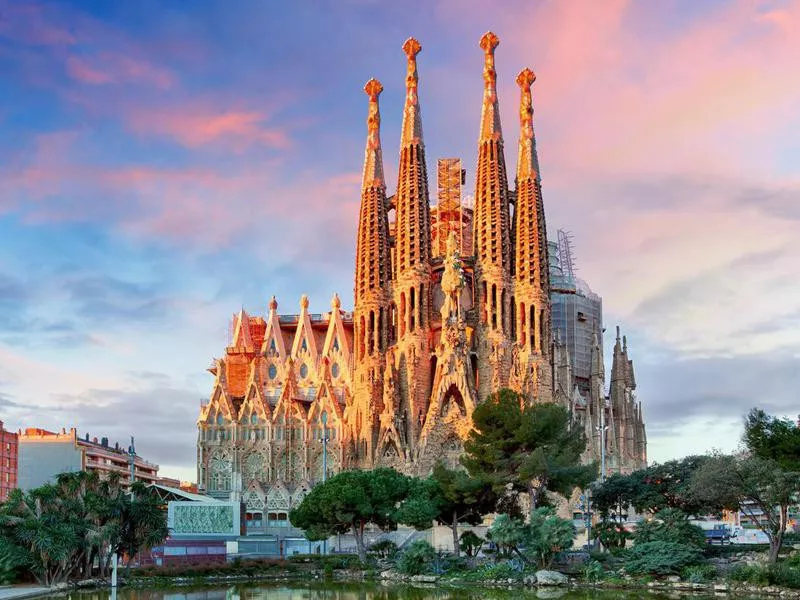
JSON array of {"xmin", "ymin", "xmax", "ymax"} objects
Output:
[
  {"xmin": 472, "ymin": 32, "xmax": 514, "ymax": 403},
  {"xmin": 352, "ymin": 78, "xmax": 391, "ymax": 465}
]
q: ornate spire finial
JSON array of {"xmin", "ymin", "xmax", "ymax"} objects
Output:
[
  {"xmin": 616, "ymin": 325, "xmax": 621, "ymax": 342},
  {"xmin": 478, "ymin": 32, "xmax": 502, "ymax": 142},
  {"xmin": 268, "ymin": 295, "xmax": 278, "ymax": 311},
  {"xmin": 400, "ymin": 37, "xmax": 423, "ymax": 146},
  {"xmin": 300, "ymin": 294, "xmax": 309, "ymax": 310},
  {"xmin": 516, "ymin": 67, "xmax": 540, "ymax": 181},
  {"xmin": 623, "ymin": 335, "xmax": 628, "ymax": 353},
  {"xmin": 362, "ymin": 78, "xmax": 385, "ymax": 189},
  {"xmin": 331, "ymin": 292, "xmax": 341, "ymax": 310}
]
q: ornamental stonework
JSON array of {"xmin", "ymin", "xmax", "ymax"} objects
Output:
[{"xmin": 196, "ymin": 32, "xmax": 647, "ymax": 502}]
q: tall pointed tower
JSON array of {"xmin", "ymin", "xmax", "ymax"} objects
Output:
[
  {"xmin": 473, "ymin": 32, "xmax": 514, "ymax": 403},
  {"xmin": 512, "ymin": 67, "xmax": 553, "ymax": 403},
  {"xmin": 392, "ymin": 38, "xmax": 433, "ymax": 453},
  {"xmin": 352, "ymin": 78, "xmax": 391, "ymax": 466}
]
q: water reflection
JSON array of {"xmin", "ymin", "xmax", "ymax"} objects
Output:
[{"xmin": 54, "ymin": 583, "xmax": 742, "ymax": 600}]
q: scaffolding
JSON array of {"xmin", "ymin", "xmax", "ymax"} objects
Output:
[
  {"xmin": 557, "ymin": 229, "xmax": 577, "ymax": 281},
  {"xmin": 434, "ymin": 158, "xmax": 467, "ymax": 257}
]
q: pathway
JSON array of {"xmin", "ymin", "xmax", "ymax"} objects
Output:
[{"xmin": 0, "ymin": 587, "xmax": 52, "ymax": 600}]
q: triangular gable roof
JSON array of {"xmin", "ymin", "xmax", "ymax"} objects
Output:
[
  {"xmin": 199, "ymin": 358, "xmax": 237, "ymax": 422},
  {"xmin": 231, "ymin": 309, "xmax": 254, "ymax": 352},
  {"xmin": 272, "ymin": 359, "xmax": 309, "ymax": 422},
  {"xmin": 321, "ymin": 293, "xmax": 352, "ymax": 376},
  {"xmin": 261, "ymin": 296, "xmax": 287, "ymax": 359},
  {"xmin": 308, "ymin": 365, "xmax": 345, "ymax": 423},
  {"xmin": 240, "ymin": 361, "xmax": 272, "ymax": 421},
  {"xmin": 291, "ymin": 295, "xmax": 319, "ymax": 359}
]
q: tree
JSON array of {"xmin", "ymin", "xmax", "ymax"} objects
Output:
[
  {"xmin": 0, "ymin": 471, "xmax": 167, "ymax": 585},
  {"xmin": 523, "ymin": 507, "xmax": 576, "ymax": 569},
  {"xmin": 592, "ymin": 520, "xmax": 629, "ymax": 551},
  {"xmin": 690, "ymin": 454, "xmax": 800, "ymax": 563},
  {"xmin": 592, "ymin": 456, "xmax": 713, "ymax": 518},
  {"xmin": 462, "ymin": 388, "xmax": 596, "ymax": 513},
  {"xmin": 744, "ymin": 408, "xmax": 800, "ymax": 471},
  {"xmin": 632, "ymin": 508, "xmax": 706, "ymax": 550},
  {"xmin": 486, "ymin": 509, "xmax": 575, "ymax": 568},
  {"xmin": 396, "ymin": 463, "xmax": 495, "ymax": 557},
  {"xmin": 486, "ymin": 513, "xmax": 526, "ymax": 559},
  {"xmin": 289, "ymin": 468, "xmax": 413, "ymax": 562},
  {"xmin": 459, "ymin": 530, "xmax": 485, "ymax": 559}
]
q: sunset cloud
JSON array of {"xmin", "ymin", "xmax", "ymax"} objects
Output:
[{"xmin": 1, "ymin": 0, "xmax": 798, "ymax": 478}]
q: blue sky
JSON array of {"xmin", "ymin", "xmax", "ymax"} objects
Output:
[{"xmin": 1, "ymin": 0, "xmax": 799, "ymax": 481}]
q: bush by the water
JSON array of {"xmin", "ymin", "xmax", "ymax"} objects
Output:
[
  {"xmin": 633, "ymin": 509, "xmax": 706, "ymax": 550},
  {"xmin": 369, "ymin": 540, "xmax": 399, "ymax": 560},
  {"xmin": 625, "ymin": 541, "xmax": 703, "ymax": 575},
  {"xmin": 681, "ymin": 564, "xmax": 717, "ymax": 583},
  {"xmin": 397, "ymin": 540, "xmax": 437, "ymax": 575}
]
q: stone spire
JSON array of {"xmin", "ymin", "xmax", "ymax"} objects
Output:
[
  {"xmin": 392, "ymin": 37, "xmax": 433, "ymax": 454},
  {"xmin": 352, "ymin": 78, "xmax": 392, "ymax": 467},
  {"xmin": 362, "ymin": 78, "xmax": 385, "ymax": 190},
  {"xmin": 394, "ymin": 37, "xmax": 431, "ymax": 276},
  {"xmin": 473, "ymin": 31, "xmax": 512, "ymax": 277},
  {"xmin": 400, "ymin": 37, "xmax": 423, "ymax": 146},
  {"xmin": 472, "ymin": 32, "xmax": 515, "ymax": 404},
  {"xmin": 478, "ymin": 31, "xmax": 502, "ymax": 142},
  {"xmin": 354, "ymin": 78, "xmax": 391, "ymax": 348}
]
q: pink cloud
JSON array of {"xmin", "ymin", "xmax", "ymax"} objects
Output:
[
  {"xmin": 127, "ymin": 108, "xmax": 291, "ymax": 150},
  {"xmin": 65, "ymin": 54, "xmax": 174, "ymax": 89},
  {"xmin": 66, "ymin": 56, "xmax": 113, "ymax": 84}
]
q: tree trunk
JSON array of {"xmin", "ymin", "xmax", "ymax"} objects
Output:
[
  {"xmin": 529, "ymin": 483, "xmax": 539, "ymax": 513},
  {"xmin": 353, "ymin": 521, "xmax": 367, "ymax": 563},
  {"xmin": 451, "ymin": 513, "xmax": 460, "ymax": 558},
  {"xmin": 768, "ymin": 505, "xmax": 788, "ymax": 564}
]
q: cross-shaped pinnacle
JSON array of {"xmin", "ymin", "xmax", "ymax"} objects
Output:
[
  {"xmin": 402, "ymin": 37, "xmax": 422, "ymax": 60},
  {"xmin": 516, "ymin": 67, "xmax": 536, "ymax": 90},
  {"xmin": 364, "ymin": 78, "xmax": 383, "ymax": 101},
  {"xmin": 480, "ymin": 31, "xmax": 500, "ymax": 54}
]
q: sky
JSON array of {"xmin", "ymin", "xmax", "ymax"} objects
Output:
[{"xmin": 1, "ymin": 0, "xmax": 799, "ymax": 483}]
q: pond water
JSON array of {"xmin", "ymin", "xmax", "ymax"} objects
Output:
[{"xmin": 53, "ymin": 583, "xmax": 761, "ymax": 600}]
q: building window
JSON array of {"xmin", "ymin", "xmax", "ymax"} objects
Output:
[
  {"xmin": 268, "ymin": 364, "xmax": 278, "ymax": 379},
  {"xmin": 268, "ymin": 512, "xmax": 289, "ymax": 527}
]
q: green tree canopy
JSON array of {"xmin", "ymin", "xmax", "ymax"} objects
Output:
[
  {"xmin": 689, "ymin": 454, "xmax": 800, "ymax": 563},
  {"xmin": 395, "ymin": 463, "xmax": 495, "ymax": 557},
  {"xmin": 592, "ymin": 455, "xmax": 714, "ymax": 517},
  {"xmin": 744, "ymin": 408, "xmax": 800, "ymax": 471},
  {"xmin": 289, "ymin": 468, "xmax": 413, "ymax": 562},
  {"xmin": 0, "ymin": 471, "xmax": 167, "ymax": 585},
  {"xmin": 462, "ymin": 388, "xmax": 596, "ymax": 512}
]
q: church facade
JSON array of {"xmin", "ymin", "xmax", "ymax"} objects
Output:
[{"xmin": 196, "ymin": 33, "xmax": 646, "ymax": 527}]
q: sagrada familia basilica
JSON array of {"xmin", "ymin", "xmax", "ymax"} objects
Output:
[{"xmin": 197, "ymin": 33, "xmax": 647, "ymax": 522}]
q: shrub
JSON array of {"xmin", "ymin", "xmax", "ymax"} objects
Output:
[
  {"xmin": 624, "ymin": 541, "xmax": 703, "ymax": 576},
  {"xmin": 681, "ymin": 564, "xmax": 717, "ymax": 583},
  {"xmin": 583, "ymin": 559, "xmax": 604, "ymax": 583},
  {"xmin": 369, "ymin": 540, "xmax": 399, "ymax": 560},
  {"xmin": 633, "ymin": 509, "xmax": 706, "ymax": 551},
  {"xmin": 769, "ymin": 563, "xmax": 800, "ymax": 589},
  {"xmin": 397, "ymin": 540, "xmax": 437, "ymax": 575},
  {"xmin": 459, "ymin": 531, "xmax": 485, "ymax": 558},
  {"xmin": 523, "ymin": 507, "xmax": 576, "ymax": 569},
  {"xmin": 729, "ymin": 564, "xmax": 770, "ymax": 585},
  {"xmin": 593, "ymin": 520, "xmax": 629, "ymax": 551}
]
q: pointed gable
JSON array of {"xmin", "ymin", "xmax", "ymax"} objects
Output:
[
  {"xmin": 261, "ymin": 296, "xmax": 288, "ymax": 359},
  {"xmin": 292, "ymin": 295, "xmax": 319, "ymax": 357},
  {"xmin": 321, "ymin": 293, "xmax": 352, "ymax": 381},
  {"xmin": 240, "ymin": 360, "xmax": 272, "ymax": 422},
  {"xmin": 231, "ymin": 309, "xmax": 254, "ymax": 352},
  {"xmin": 199, "ymin": 358, "xmax": 237, "ymax": 423}
]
